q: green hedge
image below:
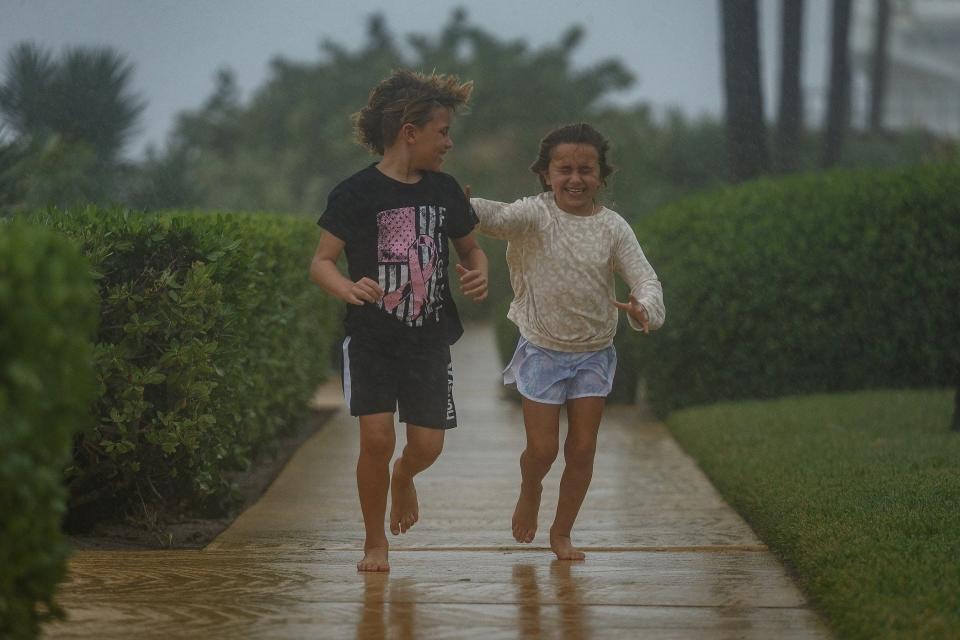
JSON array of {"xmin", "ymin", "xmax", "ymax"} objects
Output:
[
  {"xmin": 29, "ymin": 208, "xmax": 339, "ymax": 523},
  {"xmin": 1, "ymin": 221, "xmax": 97, "ymax": 639},
  {"xmin": 625, "ymin": 163, "xmax": 960, "ymax": 416}
]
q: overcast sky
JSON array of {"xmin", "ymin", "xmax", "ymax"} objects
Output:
[{"xmin": 2, "ymin": 0, "xmax": 831, "ymax": 158}]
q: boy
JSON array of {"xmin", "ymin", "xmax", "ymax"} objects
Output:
[{"xmin": 309, "ymin": 69, "xmax": 488, "ymax": 572}]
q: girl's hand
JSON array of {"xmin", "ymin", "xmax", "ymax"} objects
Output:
[
  {"xmin": 456, "ymin": 263, "xmax": 488, "ymax": 302},
  {"xmin": 344, "ymin": 277, "xmax": 384, "ymax": 305},
  {"xmin": 613, "ymin": 294, "xmax": 649, "ymax": 334}
]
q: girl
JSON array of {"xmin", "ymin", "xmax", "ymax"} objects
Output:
[{"xmin": 469, "ymin": 123, "xmax": 664, "ymax": 560}]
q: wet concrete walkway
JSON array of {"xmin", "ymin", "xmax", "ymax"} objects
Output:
[{"xmin": 46, "ymin": 325, "xmax": 830, "ymax": 639}]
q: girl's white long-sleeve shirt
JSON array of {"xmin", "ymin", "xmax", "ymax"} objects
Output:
[{"xmin": 471, "ymin": 192, "xmax": 665, "ymax": 352}]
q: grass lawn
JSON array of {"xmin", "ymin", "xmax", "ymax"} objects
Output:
[{"xmin": 667, "ymin": 389, "xmax": 960, "ymax": 640}]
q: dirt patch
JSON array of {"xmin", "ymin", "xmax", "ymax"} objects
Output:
[{"xmin": 66, "ymin": 409, "xmax": 336, "ymax": 550}]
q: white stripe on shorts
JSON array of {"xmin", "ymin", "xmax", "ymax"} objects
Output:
[{"xmin": 341, "ymin": 336, "xmax": 352, "ymax": 409}]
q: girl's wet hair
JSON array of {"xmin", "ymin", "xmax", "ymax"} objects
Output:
[
  {"xmin": 529, "ymin": 123, "xmax": 614, "ymax": 191},
  {"xmin": 353, "ymin": 69, "xmax": 473, "ymax": 155}
]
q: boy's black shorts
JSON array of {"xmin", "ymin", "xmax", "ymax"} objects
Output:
[{"xmin": 340, "ymin": 333, "xmax": 457, "ymax": 429}]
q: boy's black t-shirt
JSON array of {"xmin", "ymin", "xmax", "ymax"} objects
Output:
[{"xmin": 318, "ymin": 164, "xmax": 478, "ymax": 346}]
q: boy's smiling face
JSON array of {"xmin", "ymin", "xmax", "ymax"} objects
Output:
[
  {"xmin": 542, "ymin": 143, "xmax": 602, "ymax": 215},
  {"xmin": 409, "ymin": 106, "xmax": 454, "ymax": 172}
]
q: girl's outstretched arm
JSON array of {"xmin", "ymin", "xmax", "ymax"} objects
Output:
[
  {"xmin": 612, "ymin": 222, "xmax": 665, "ymax": 332},
  {"xmin": 468, "ymin": 192, "xmax": 540, "ymax": 241}
]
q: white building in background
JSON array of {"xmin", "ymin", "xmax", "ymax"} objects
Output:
[{"xmin": 850, "ymin": 0, "xmax": 960, "ymax": 138}]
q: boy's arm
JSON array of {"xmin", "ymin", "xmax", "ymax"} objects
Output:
[
  {"xmin": 470, "ymin": 196, "xmax": 537, "ymax": 241},
  {"xmin": 612, "ymin": 226, "xmax": 665, "ymax": 334},
  {"xmin": 451, "ymin": 234, "xmax": 488, "ymax": 302},
  {"xmin": 309, "ymin": 232, "xmax": 384, "ymax": 305}
]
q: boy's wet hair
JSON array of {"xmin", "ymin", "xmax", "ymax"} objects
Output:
[
  {"xmin": 353, "ymin": 69, "xmax": 474, "ymax": 155},
  {"xmin": 529, "ymin": 123, "xmax": 615, "ymax": 191}
]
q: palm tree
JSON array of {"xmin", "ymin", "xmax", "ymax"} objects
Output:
[
  {"xmin": 720, "ymin": 0, "xmax": 770, "ymax": 182},
  {"xmin": 0, "ymin": 42, "xmax": 144, "ymax": 208},
  {"xmin": 0, "ymin": 43, "xmax": 57, "ymax": 140},
  {"xmin": 1, "ymin": 42, "xmax": 144, "ymax": 164}
]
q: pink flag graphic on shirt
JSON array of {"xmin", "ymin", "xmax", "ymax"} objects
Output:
[{"xmin": 378, "ymin": 207, "xmax": 437, "ymax": 320}]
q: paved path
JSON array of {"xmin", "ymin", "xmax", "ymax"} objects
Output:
[{"xmin": 46, "ymin": 325, "xmax": 830, "ymax": 639}]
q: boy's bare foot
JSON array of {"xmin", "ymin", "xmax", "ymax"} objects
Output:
[
  {"xmin": 550, "ymin": 529, "xmax": 585, "ymax": 561},
  {"xmin": 389, "ymin": 462, "xmax": 419, "ymax": 535},
  {"xmin": 512, "ymin": 482, "xmax": 542, "ymax": 543},
  {"xmin": 358, "ymin": 546, "xmax": 390, "ymax": 572}
]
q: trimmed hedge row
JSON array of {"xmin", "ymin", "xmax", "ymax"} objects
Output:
[
  {"xmin": 624, "ymin": 163, "xmax": 960, "ymax": 416},
  {"xmin": 1, "ymin": 221, "xmax": 97, "ymax": 639},
  {"xmin": 29, "ymin": 208, "xmax": 339, "ymax": 523}
]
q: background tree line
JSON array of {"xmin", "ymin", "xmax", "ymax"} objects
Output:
[{"xmin": 2, "ymin": 6, "xmax": 950, "ymax": 223}]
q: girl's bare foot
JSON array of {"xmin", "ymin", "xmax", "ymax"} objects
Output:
[
  {"xmin": 358, "ymin": 546, "xmax": 390, "ymax": 572},
  {"xmin": 550, "ymin": 528, "xmax": 585, "ymax": 561},
  {"xmin": 389, "ymin": 463, "xmax": 419, "ymax": 535},
  {"xmin": 512, "ymin": 482, "xmax": 542, "ymax": 543}
]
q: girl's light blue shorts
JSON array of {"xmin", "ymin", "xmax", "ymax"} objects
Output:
[{"xmin": 503, "ymin": 336, "xmax": 617, "ymax": 405}]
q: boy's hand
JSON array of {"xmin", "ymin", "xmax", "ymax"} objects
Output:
[
  {"xmin": 344, "ymin": 277, "xmax": 384, "ymax": 305},
  {"xmin": 455, "ymin": 263, "xmax": 488, "ymax": 302},
  {"xmin": 613, "ymin": 294, "xmax": 649, "ymax": 334},
  {"xmin": 463, "ymin": 184, "xmax": 472, "ymax": 199}
]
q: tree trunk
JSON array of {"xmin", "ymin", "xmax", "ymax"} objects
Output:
[
  {"xmin": 776, "ymin": 0, "xmax": 805, "ymax": 173},
  {"xmin": 721, "ymin": 0, "xmax": 770, "ymax": 182},
  {"xmin": 822, "ymin": 0, "xmax": 853, "ymax": 168},
  {"xmin": 869, "ymin": 0, "xmax": 891, "ymax": 134}
]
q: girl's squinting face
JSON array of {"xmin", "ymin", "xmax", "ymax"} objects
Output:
[
  {"xmin": 542, "ymin": 143, "xmax": 602, "ymax": 215},
  {"xmin": 410, "ymin": 107, "xmax": 454, "ymax": 171}
]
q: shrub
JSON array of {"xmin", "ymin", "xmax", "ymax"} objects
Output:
[
  {"xmin": 28, "ymin": 208, "xmax": 339, "ymax": 523},
  {"xmin": 0, "ymin": 221, "xmax": 97, "ymax": 639},
  {"xmin": 625, "ymin": 163, "xmax": 960, "ymax": 418}
]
